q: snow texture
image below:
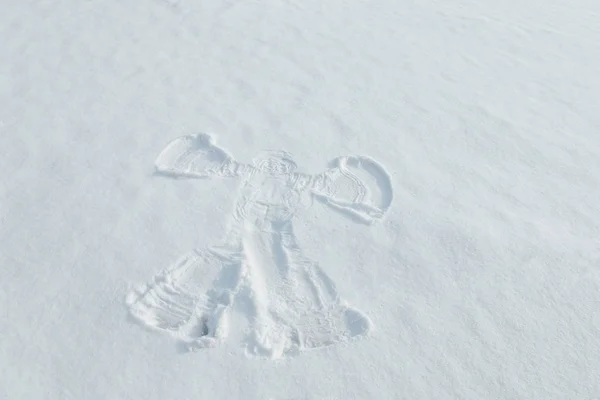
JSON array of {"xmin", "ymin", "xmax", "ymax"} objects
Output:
[{"xmin": 1, "ymin": 0, "xmax": 600, "ymax": 399}]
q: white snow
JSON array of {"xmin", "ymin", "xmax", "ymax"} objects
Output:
[{"xmin": 1, "ymin": 0, "xmax": 600, "ymax": 398}]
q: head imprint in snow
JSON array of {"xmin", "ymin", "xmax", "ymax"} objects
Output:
[{"xmin": 251, "ymin": 150, "xmax": 297, "ymax": 175}]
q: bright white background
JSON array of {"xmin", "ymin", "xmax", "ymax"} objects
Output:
[{"xmin": 1, "ymin": 0, "xmax": 599, "ymax": 398}]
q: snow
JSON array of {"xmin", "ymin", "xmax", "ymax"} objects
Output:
[{"xmin": 1, "ymin": 0, "xmax": 600, "ymax": 398}]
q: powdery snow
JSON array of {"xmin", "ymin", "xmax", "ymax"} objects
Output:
[{"xmin": 1, "ymin": 0, "xmax": 600, "ymax": 399}]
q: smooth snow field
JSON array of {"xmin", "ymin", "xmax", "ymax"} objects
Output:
[{"xmin": 1, "ymin": 1, "xmax": 600, "ymax": 399}]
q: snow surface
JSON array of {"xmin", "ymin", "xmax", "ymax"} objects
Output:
[{"xmin": 1, "ymin": 0, "xmax": 600, "ymax": 398}]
